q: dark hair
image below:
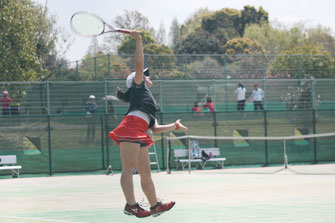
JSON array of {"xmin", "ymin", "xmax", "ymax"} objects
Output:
[
  {"xmin": 238, "ymin": 83, "xmax": 244, "ymax": 88},
  {"xmin": 194, "ymin": 101, "xmax": 199, "ymax": 107},
  {"xmin": 206, "ymin": 97, "xmax": 212, "ymax": 103},
  {"xmin": 116, "ymin": 88, "xmax": 130, "ymax": 102}
]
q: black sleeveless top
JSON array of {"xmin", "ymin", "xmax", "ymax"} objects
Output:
[{"xmin": 126, "ymin": 80, "xmax": 157, "ymax": 128}]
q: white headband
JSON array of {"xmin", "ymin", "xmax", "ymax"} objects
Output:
[{"xmin": 126, "ymin": 72, "xmax": 136, "ymax": 88}]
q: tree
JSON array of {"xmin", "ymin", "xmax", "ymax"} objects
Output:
[
  {"xmin": 169, "ymin": 17, "xmax": 181, "ymax": 52},
  {"xmin": 202, "ymin": 8, "xmax": 241, "ymax": 35},
  {"xmin": 178, "ymin": 6, "xmax": 269, "ymax": 55},
  {"xmin": 155, "ymin": 21, "xmax": 167, "ymax": 45},
  {"xmin": 144, "ymin": 43, "xmax": 175, "ymax": 72},
  {"xmin": 102, "ymin": 10, "xmax": 154, "ymax": 53},
  {"xmin": 180, "ymin": 7, "xmax": 210, "ymax": 40},
  {"xmin": 224, "ymin": 37, "xmax": 264, "ymax": 54},
  {"xmin": 117, "ymin": 30, "xmax": 155, "ymax": 55},
  {"xmin": 0, "ymin": 0, "xmax": 71, "ymax": 81},
  {"xmin": 271, "ymin": 45, "xmax": 334, "ymax": 78},
  {"xmin": 0, "ymin": 0, "xmax": 44, "ymax": 81},
  {"xmin": 240, "ymin": 5, "xmax": 268, "ymax": 35},
  {"xmin": 78, "ymin": 52, "xmax": 131, "ymax": 80},
  {"xmin": 176, "ymin": 28, "xmax": 224, "ymax": 54},
  {"xmin": 243, "ymin": 22, "xmax": 290, "ymax": 54}
]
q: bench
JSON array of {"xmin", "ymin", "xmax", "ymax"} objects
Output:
[
  {"xmin": 173, "ymin": 148, "xmax": 226, "ymax": 170},
  {"xmin": 0, "ymin": 155, "xmax": 22, "ymax": 178}
]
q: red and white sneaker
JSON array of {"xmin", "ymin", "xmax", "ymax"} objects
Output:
[
  {"xmin": 124, "ymin": 203, "xmax": 151, "ymax": 218},
  {"xmin": 150, "ymin": 201, "xmax": 176, "ymax": 217}
]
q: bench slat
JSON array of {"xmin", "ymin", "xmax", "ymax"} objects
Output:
[{"xmin": 0, "ymin": 166, "xmax": 22, "ymax": 170}]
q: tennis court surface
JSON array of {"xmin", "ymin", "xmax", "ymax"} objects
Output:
[{"xmin": 1, "ymin": 167, "xmax": 335, "ymax": 223}]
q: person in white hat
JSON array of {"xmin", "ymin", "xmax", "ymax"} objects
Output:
[
  {"xmin": 109, "ymin": 30, "xmax": 187, "ymax": 218},
  {"xmin": 85, "ymin": 94, "xmax": 97, "ymax": 142}
]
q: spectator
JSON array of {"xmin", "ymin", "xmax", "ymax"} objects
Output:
[
  {"xmin": 85, "ymin": 95, "xmax": 98, "ymax": 142},
  {"xmin": 234, "ymin": 83, "xmax": 246, "ymax": 111},
  {"xmin": 1, "ymin": 91, "xmax": 12, "ymax": 115},
  {"xmin": 192, "ymin": 101, "xmax": 203, "ymax": 116},
  {"xmin": 202, "ymin": 97, "xmax": 216, "ymax": 112},
  {"xmin": 252, "ymin": 84, "xmax": 264, "ymax": 111}
]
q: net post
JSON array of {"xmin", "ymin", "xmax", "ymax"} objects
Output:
[
  {"xmin": 283, "ymin": 138, "xmax": 288, "ymax": 169},
  {"xmin": 188, "ymin": 138, "xmax": 191, "ymax": 174},
  {"xmin": 167, "ymin": 139, "xmax": 171, "ymax": 174},
  {"xmin": 100, "ymin": 115, "xmax": 105, "ymax": 170},
  {"xmin": 47, "ymin": 115, "xmax": 53, "ymax": 176},
  {"xmin": 263, "ymin": 110, "xmax": 269, "ymax": 166},
  {"xmin": 312, "ymin": 109, "xmax": 317, "ymax": 164}
]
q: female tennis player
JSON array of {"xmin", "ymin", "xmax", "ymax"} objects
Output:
[{"xmin": 109, "ymin": 30, "xmax": 187, "ymax": 218}]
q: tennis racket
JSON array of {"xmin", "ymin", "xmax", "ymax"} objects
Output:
[{"xmin": 70, "ymin": 11, "xmax": 131, "ymax": 37}]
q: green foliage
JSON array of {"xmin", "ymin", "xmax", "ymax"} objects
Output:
[
  {"xmin": 0, "ymin": 0, "xmax": 68, "ymax": 82},
  {"xmin": 271, "ymin": 45, "xmax": 334, "ymax": 78},
  {"xmin": 178, "ymin": 6, "xmax": 269, "ymax": 55},
  {"xmin": 78, "ymin": 53, "xmax": 131, "ymax": 80},
  {"xmin": 188, "ymin": 57, "xmax": 224, "ymax": 78},
  {"xmin": 240, "ymin": 5, "xmax": 268, "ymax": 35},
  {"xmin": 180, "ymin": 8, "xmax": 210, "ymax": 41},
  {"xmin": 176, "ymin": 28, "xmax": 224, "ymax": 54},
  {"xmin": 117, "ymin": 30, "xmax": 155, "ymax": 54},
  {"xmin": 202, "ymin": 8, "xmax": 241, "ymax": 34},
  {"xmin": 0, "ymin": 0, "xmax": 45, "ymax": 81},
  {"xmin": 169, "ymin": 18, "xmax": 181, "ymax": 52},
  {"xmin": 144, "ymin": 44, "xmax": 175, "ymax": 71},
  {"xmin": 224, "ymin": 37, "xmax": 264, "ymax": 54}
]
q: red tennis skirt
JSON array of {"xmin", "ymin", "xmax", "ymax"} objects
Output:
[{"xmin": 109, "ymin": 115, "xmax": 154, "ymax": 147}]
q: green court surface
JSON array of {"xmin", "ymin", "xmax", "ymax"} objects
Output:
[{"xmin": 1, "ymin": 168, "xmax": 335, "ymax": 223}]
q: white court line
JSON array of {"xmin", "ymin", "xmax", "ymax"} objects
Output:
[{"xmin": 0, "ymin": 215, "xmax": 85, "ymax": 223}]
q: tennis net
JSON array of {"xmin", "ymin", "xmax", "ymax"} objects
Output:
[{"xmin": 166, "ymin": 132, "xmax": 335, "ymax": 175}]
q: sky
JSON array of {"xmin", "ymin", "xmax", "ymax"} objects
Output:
[{"xmin": 33, "ymin": 0, "xmax": 335, "ymax": 61}]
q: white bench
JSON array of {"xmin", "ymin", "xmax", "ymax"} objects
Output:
[
  {"xmin": 0, "ymin": 155, "xmax": 22, "ymax": 178},
  {"xmin": 174, "ymin": 148, "xmax": 226, "ymax": 170}
]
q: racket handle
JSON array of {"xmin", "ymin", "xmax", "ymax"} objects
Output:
[{"xmin": 116, "ymin": 28, "xmax": 131, "ymax": 34}]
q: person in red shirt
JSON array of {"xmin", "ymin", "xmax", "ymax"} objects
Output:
[
  {"xmin": 202, "ymin": 97, "xmax": 216, "ymax": 112},
  {"xmin": 192, "ymin": 101, "xmax": 203, "ymax": 116},
  {"xmin": 1, "ymin": 91, "xmax": 12, "ymax": 115}
]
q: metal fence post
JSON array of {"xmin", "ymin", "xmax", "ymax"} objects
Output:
[
  {"xmin": 312, "ymin": 109, "xmax": 317, "ymax": 164},
  {"xmin": 107, "ymin": 54, "xmax": 111, "ymax": 80},
  {"xmin": 184, "ymin": 55, "xmax": 190, "ymax": 111},
  {"xmin": 46, "ymin": 81, "xmax": 50, "ymax": 115},
  {"xmin": 298, "ymin": 55, "xmax": 302, "ymax": 81},
  {"xmin": 76, "ymin": 61, "xmax": 80, "ymax": 80},
  {"xmin": 94, "ymin": 57, "xmax": 97, "ymax": 81},
  {"xmin": 262, "ymin": 54, "xmax": 265, "ymax": 79},
  {"xmin": 159, "ymin": 80, "xmax": 163, "ymax": 112}
]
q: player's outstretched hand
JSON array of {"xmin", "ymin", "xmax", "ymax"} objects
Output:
[{"xmin": 175, "ymin": 119, "xmax": 188, "ymax": 131}]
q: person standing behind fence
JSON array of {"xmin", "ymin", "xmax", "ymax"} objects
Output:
[
  {"xmin": 234, "ymin": 83, "xmax": 246, "ymax": 111},
  {"xmin": 85, "ymin": 95, "xmax": 97, "ymax": 142},
  {"xmin": 252, "ymin": 84, "xmax": 264, "ymax": 111},
  {"xmin": 1, "ymin": 91, "xmax": 12, "ymax": 115}
]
